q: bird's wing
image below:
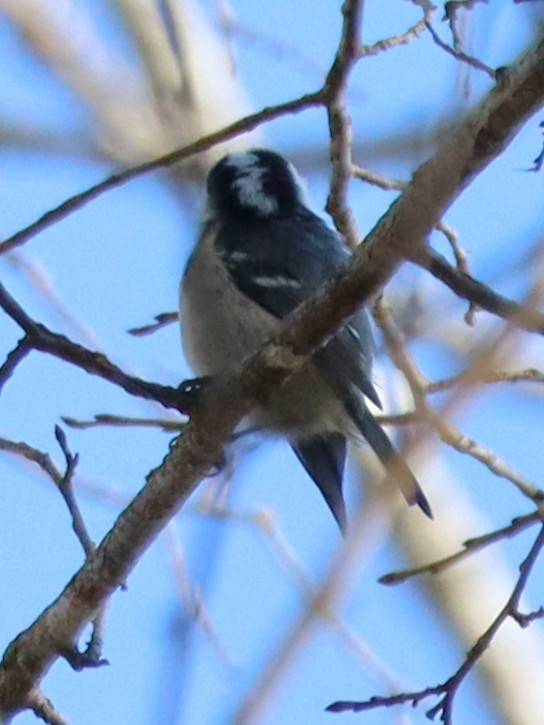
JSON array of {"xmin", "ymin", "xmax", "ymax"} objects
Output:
[{"xmin": 215, "ymin": 209, "xmax": 380, "ymax": 404}]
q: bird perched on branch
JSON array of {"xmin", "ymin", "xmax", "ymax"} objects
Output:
[{"xmin": 180, "ymin": 148, "xmax": 431, "ymax": 531}]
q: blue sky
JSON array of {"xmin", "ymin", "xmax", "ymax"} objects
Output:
[{"xmin": 0, "ymin": 1, "xmax": 543, "ymax": 724}]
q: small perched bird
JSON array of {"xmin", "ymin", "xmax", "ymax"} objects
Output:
[{"xmin": 180, "ymin": 148, "xmax": 431, "ymax": 531}]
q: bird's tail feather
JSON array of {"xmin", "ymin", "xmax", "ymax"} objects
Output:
[
  {"xmin": 291, "ymin": 433, "xmax": 348, "ymax": 532},
  {"xmin": 347, "ymin": 400, "xmax": 432, "ymax": 518}
]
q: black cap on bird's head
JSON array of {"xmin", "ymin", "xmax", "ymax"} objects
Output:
[{"xmin": 205, "ymin": 148, "xmax": 307, "ymax": 220}]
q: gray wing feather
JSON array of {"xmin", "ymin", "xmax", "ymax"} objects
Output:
[{"xmin": 216, "ymin": 209, "xmax": 380, "ymax": 404}]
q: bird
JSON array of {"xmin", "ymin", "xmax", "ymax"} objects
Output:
[{"xmin": 180, "ymin": 148, "xmax": 431, "ymax": 532}]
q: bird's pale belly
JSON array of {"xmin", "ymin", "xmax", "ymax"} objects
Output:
[{"xmin": 180, "ymin": 255, "xmax": 348, "ymax": 436}]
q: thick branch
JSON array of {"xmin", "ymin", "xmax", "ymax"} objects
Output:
[{"xmin": 276, "ymin": 33, "xmax": 544, "ymax": 359}]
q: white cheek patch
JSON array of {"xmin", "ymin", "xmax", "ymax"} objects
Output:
[
  {"xmin": 233, "ymin": 168, "xmax": 279, "ymax": 216},
  {"xmin": 223, "ymin": 151, "xmax": 306, "ymax": 217},
  {"xmin": 225, "ymin": 152, "xmax": 278, "ymax": 216}
]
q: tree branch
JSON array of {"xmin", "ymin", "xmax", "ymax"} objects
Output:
[
  {"xmin": 328, "ymin": 525, "xmax": 544, "ymax": 722},
  {"xmin": 415, "ymin": 246, "xmax": 544, "ymax": 333},
  {"xmin": 0, "ymin": 279, "xmax": 186, "ymax": 411},
  {"xmin": 0, "ymin": 91, "xmax": 321, "ymax": 256}
]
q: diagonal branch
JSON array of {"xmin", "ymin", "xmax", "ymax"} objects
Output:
[
  {"xmin": 0, "ymin": 91, "xmax": 321, "ymax": 256},
  {"xmin": 380, "ymin": 511, "xmax": 542, "ymax": 585},
  {"xmin": 0, "ymin": 278, "xmax": 186, "ymax": 411},
  {"xmin": 414, "ymin": 246, "xmax": 544, "ymax": 333},
  {"xmin": 0, "ymin": 336, "xmax": 32, "ymax": 392}
]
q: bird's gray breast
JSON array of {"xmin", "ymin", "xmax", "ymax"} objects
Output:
[{"xmin": 180, "ymin": 226, "xmax": 279, "ymax": 376}]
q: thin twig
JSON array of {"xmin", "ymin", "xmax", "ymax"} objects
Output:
[
  {"xmin": 328, "ymin": 526, "xmax": 544, "ymax": 722},
  {"xmin": 352, "ymin": 168, "xmax": 473, "ymax": 289},
  {"xmin": 0, "ymin": 336, "xmax": 32, "ymax": 392},
  {"xmin": 62, "ymin": 414, "xmax": 184, "ymax": 432},
  {"xmin": 0, "ymin": 91, "xmax": 322, "ymax": 256},
  {"xmin": 413, "ymin": 246, "xmax": 544, "ymax": 334},
  {"xmin": 443, "ymin": 0, "xmax": 489, "ymax": 50},
  {"xmin": 54, "ymin": 425, "xmax": 95, "ymax": 558},
  {"xmin": 435, "ymin": 221, "xmax": 470, "ymax": 275},
  {"xmin": 434, "ymin": 220, "xmax": 479, "ymax": 324},
  {"xmin": 426, "ymin": 21, "xmax": 496, "ymax": 79},
  {"xmin": 531, "ymin": 120, "xmax": 544, "ymax": 171},
  {"xmin": 0, "ymin": 436, "xmax": 67, "ymax": 487},
  {"xmin": 359, "ymin": 17, "xmax": 429, "ymax": 56},
  {"xmin": 7, "ymin": 251, "xmax": 103, "ymax": 349},
  {"xmin": 374, "ymin": 297, "xmax": 544, "ymax": 503},
  {"xmin": 27, "ymin": 688, "xmax": 70, "ymax": 725},
  {"xmin": 426, "ymin": 367, "xmax": 544, "ymax": 393},
  {"xmin": 351, "ymin": 164, "xmax": 404, "ymax": 190},
  {"xmin": 165, "ymin": 521, "xmax": 235, "ymax": 670},
  {"xmin": 127, "ymin": 312, "xmax": 178, "ymax": 336},
  {"xmin": 0, "ymin": 429, "xmax": 110, "ymax": 669},
  {"xmin": 55, "ymin": 424, "xmax": 110, "ymax": 670},
  {"xmin": 426, "ymin": 524, "xmax": 544, "ymax": 722},
  {"xmin": 433, "ymin": 414, "xmax": 543, "ymax": 502},
  {"xmin": 0, "ymin": 278, "xmax": 186, "ymax": 412},
  {"xmin": 380, "ymin": 511, "xmax": 542, "ymax": 585}
]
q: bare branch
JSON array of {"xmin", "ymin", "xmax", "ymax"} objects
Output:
[
  {"xmin": 374, "ymin": 297, "xmax": 543, "ymax": 503},
  {"xmin": 165, "ymin": 521, "xmax": 234, "ymax": 670},
  {"xmin": 443, "ymin": 0, "xmax": 490, "ymax": 49},
  {"xmin": 7, "ymin": 251, "xmax": 103, "ymax": 349},
  {"xmin": 351, "ymin": 164, "xmax": 404, "ymax": 190},
  {"xmin": 0, "ymin": 279, "xmax": 187, "ymax": 411},
  {"xmin": 359, "ymin": 17, "xmax": 430, "ymax": 57},
  {"xmin": 53, "ymin": 426, "xmax": 94, "ymax": 558},
  {"xmin": 425, "ymin": 20, "xmax": 497, "ymax": 78},
  {"xmin": 530, "ymin": 119, "xmax": 544, "ymax": 171},
  {"xmin": 0, "ymin": 436, "xmax": 64, "ymax": 485},
  {"xmin": 426, "ymin": 367, "xmax": 544, "ymax": 393},
  {"xmin": 0, "ymin": 336, "xmax": 32, "ymax": 393},
  {"xmin": 426, "ymin": 524, "xmax": 544, "ymax": 722},
  {"xmin": 433, "ymin": 414, "xmax": 543, "ymax": 502},
  {"xmin": 328, "ymin": 526, "xmax": 544, "ymax": 722},
  {"xmin": 27, "ymin": 688, "xmax": 70, "ymax": 725},
  {"xmin": 127, "ymin": 312, "xmax": 179, "ymax": 337},
  {"xmin": 0, "ymin": 430, "xmax": 100, "ymax": 558},
  {"xmin": 323, "ymin": 0, "xmax": 365, "ymax": 245},
  {"xmin": 413, "ymin": 246, "xmax": 544, "ymax": 334},
  {"xmin": 62, "ymin": 414, "xmax": 184, "ymax": 432},
  {"xmin": 380, "ymin": 511, "xmax": 542, "ymax": 584}
]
